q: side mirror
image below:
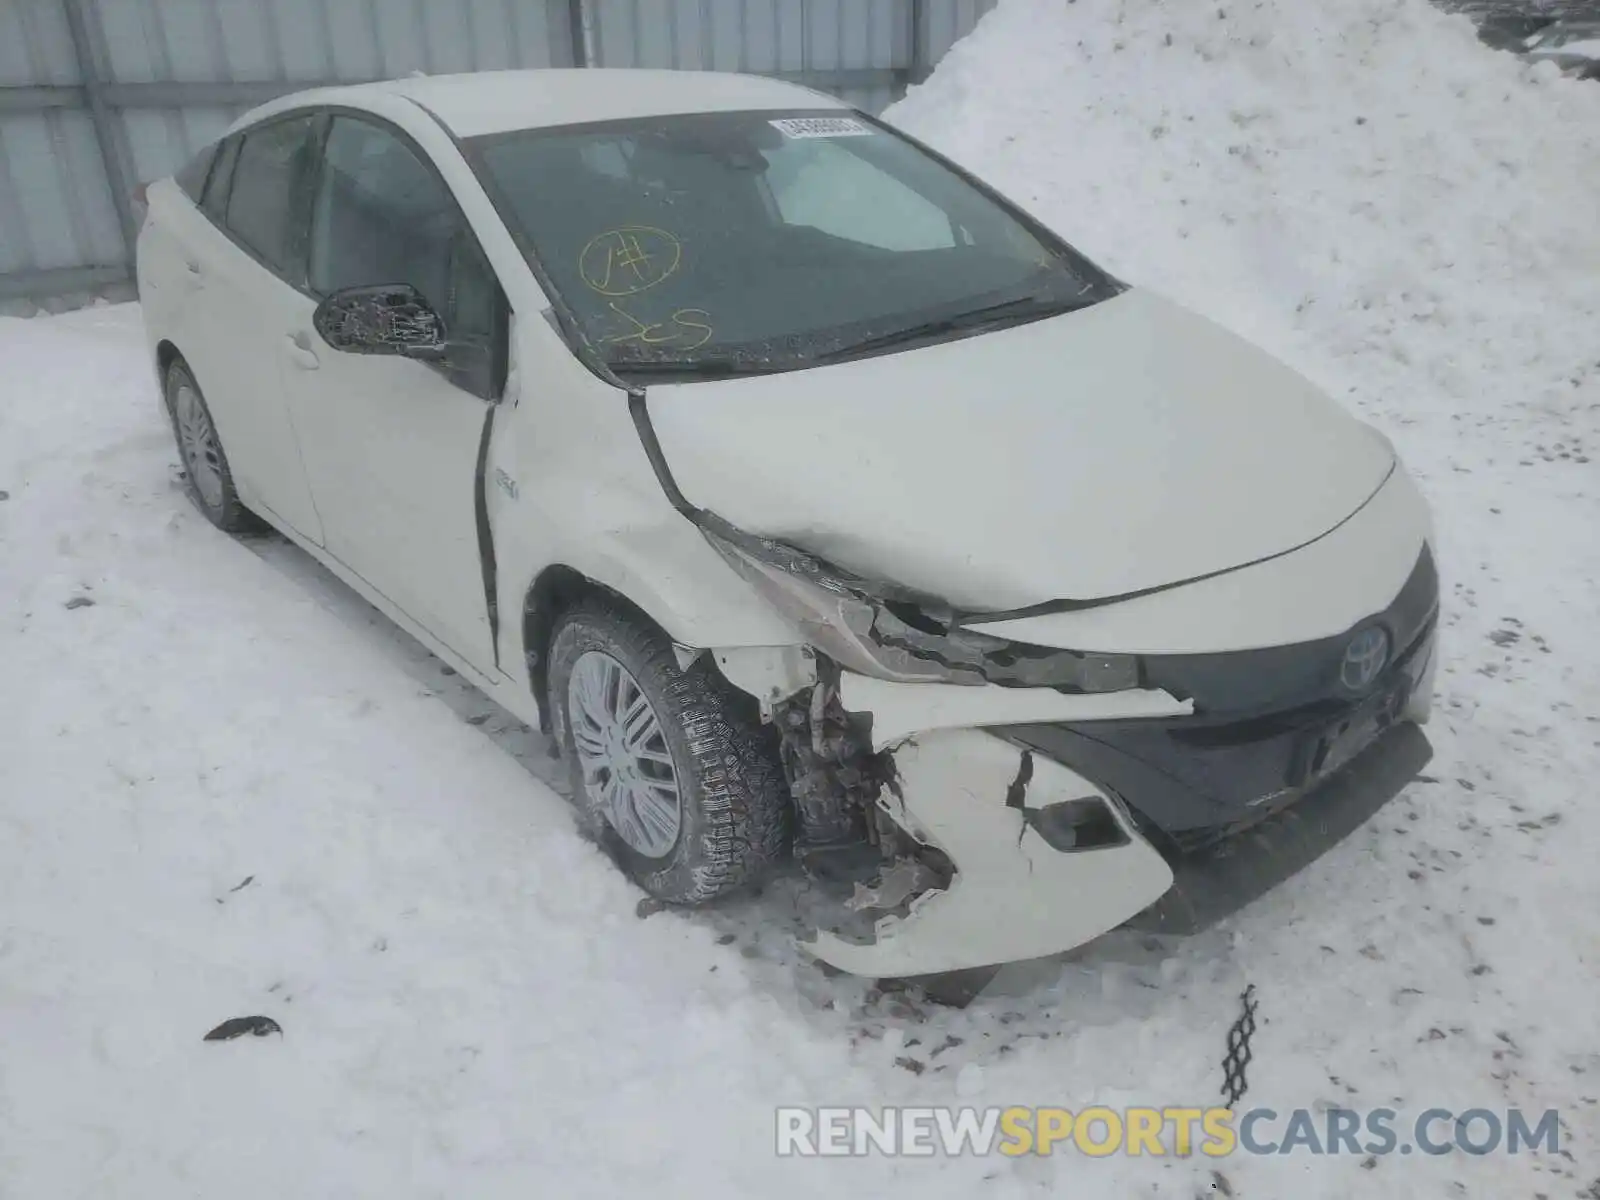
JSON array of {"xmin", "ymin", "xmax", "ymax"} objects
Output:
[{"xmin": 313, "ymin": 283, "xmax": 447, "ymax": 361}]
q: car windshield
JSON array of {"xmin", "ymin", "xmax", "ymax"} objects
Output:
[{"xmin": 466, "ymin": 109, "xmax": 1119, "ymax": 378}]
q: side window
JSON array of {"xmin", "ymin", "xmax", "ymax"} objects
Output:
[
  {"xmin": 309, "ymin": 117, "xmax": 491, "ymax": 345},
  {"xmin": 225, "ymin": 115, "xmax": 318, "ymax": 279},
  {"xmin": 175, "ymin": 141, "xmax": 219, "ymax": 203},
  {"xmin": 201, "ymin": 135, "xmax": 240, "ymax": 223},
  {"xmin": 764, "ymin": 139, "xmax": 957, "ymax": 252}
]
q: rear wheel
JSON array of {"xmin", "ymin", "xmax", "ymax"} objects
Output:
[
  {"xmin": 164, "ymin": 360, "xmax": 253, "ymax": 532},
  {"xmin": 548, "ymin": 600, "xmax": 791, "ymax": 904}
]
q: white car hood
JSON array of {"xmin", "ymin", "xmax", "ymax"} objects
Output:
[{"xmin": 647, "ymin": 289, "xmax": 1395, "ymax": 611}]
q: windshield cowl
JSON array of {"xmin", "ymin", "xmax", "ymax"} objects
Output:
[{"xmin": 605, "ymin": 284, "xmax": 1108, "ymax": 380}]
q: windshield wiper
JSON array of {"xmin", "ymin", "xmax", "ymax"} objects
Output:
[
  {"xmin": 818, "ymin": 293, "xmax": 1091, "ymax": 362},
  {"xmin": 606, "ymin": 357, "xmax": 788, "ymax": 380},
  {"xmin": 603, "ymin": 293, "xmax": 1092, "ymax": 380}
]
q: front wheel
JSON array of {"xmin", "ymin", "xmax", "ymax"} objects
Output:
[{"xmin": 548, "ymin": 601, "xmax": 791, "ymax": 904}]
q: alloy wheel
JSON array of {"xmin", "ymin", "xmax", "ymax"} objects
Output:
[
  {"xmin": 567, "ymin": 649, "xmax": 683, "ymax": 858},
  {"xmin": 173, "ymin": 383, "xmax": 225, "ymax": 511}
]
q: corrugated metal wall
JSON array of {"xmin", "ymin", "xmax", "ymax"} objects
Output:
[
  {"xmin": 0, "ymin": 0, "xmax": 998, "ymax": 306},
  {"xmin": 580, "ymin": 0, "xmax": 992, "ymax": 117}
]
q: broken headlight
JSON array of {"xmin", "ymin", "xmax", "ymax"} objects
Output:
[{"xmin": 700, "ymin": 515, "xmax": 1141, "ymax": 692}]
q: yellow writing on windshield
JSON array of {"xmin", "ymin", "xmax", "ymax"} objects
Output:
[
  {"xmin": 600, "ymin": 302, "xmax": 714, "ymax": 351},
  {"xmin": 579, "ymin": 227, "xmax": 682, "ymax": 296}
]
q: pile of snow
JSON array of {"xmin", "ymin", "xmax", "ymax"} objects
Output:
[
  {"xmin": 889, "ymin": 0, "xmax": 1600, "ymax": 1189},
  {"xmin": 892, "ymin": 0, "xmax": 1600, "ymax": 427},
  {"xmin": 1, "ymin": 2, "xmax": 1597, "ymax": 1198}
]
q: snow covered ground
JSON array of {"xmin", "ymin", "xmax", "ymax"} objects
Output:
[{"xmin": 3, "ymin": 1, "xmax": 1598, "ymax": 1197}]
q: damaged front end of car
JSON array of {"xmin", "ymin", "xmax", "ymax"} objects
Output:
[
  {"xmin": 624, "ymin": 392, "xmax": 1433, "ymax": 978},
  {"xmin": 699, "ymin": 514, "xmax": 1192, "ymax": 977},
  {"xmin": 699, "ymin": 510, "xmax": 1143, "ymax": 693}
]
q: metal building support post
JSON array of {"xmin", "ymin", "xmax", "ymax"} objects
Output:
[
  {"xmin": 60, "ymin": 0, "xmax": 138, "ymax": 267},
  {"xmin": 567, "ymin": 0, "xmax": 591, "ymax": 67},
  {"xmin": 908, "ymin": 0, "xmax": 930, "ymax": 85}
]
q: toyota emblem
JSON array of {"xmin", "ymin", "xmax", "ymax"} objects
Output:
[{"xmin": 1340, "ymin": 627, "xmax": 1390, "ymax": 692}]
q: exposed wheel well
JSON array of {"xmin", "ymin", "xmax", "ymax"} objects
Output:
[
  {"xmin": 523, "ymin": 565, "xmax": 667, "ymax": 732},
  {"xmin": 156, "ymin": 340, "xmax": 183, "ymax": 405}
]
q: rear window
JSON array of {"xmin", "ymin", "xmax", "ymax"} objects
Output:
[
  {"xmin": 224, "ymin": 115, "xmax": 318, "ymax": 278},
  {"xmin": 201, "ymin": 136, "xmax": 241, "ymax": 222},
  {"xmin": 174, "ymin": 141, "xmax": 218, "ymax": 203}
]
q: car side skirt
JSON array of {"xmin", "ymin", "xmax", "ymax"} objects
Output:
[{"xmin": 241, "ymin": 497, "xmax": 544, "ymax": 731}]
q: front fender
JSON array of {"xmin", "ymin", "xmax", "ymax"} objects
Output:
[
  {"xmin": 493, "ymin": 514, "xmax": 808, "ymax": 702},
  {"xmin": 545, "ymin": 524, "xmax": 806, "ymax": 646},
  {"xmin": 489, "ymin": 324, "xmax": 809, "ymax": 693}
]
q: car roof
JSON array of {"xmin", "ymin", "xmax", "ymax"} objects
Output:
[{"xmin": 240, "ymin": 69, "xmax": 849, "ymax": 139}]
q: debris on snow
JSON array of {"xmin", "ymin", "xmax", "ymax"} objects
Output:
[
  {"xmin": 1221, "ymin": 984, "xmax": 1259, "ymax": 1105},
  {"xmin": 202, "ymin": 1016, "xmax": 283, "ymax": 1042},
  {"xmin": 213, "ymin": 875, "xmax": 255, "ymax": 904}
]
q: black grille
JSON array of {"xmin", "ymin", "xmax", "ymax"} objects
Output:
[
  {"xmin": 1139, "ymin": 546, "xmax": 1437, "ymax": 719},
  {"xmin": 1002, "ymin": 544, "xmax": 1439, "ymax": 846}
]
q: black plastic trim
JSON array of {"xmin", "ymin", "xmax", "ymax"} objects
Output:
[
  {"xmin": 1140, "ymin": 543, "xmax": 1438, "ymax": 717},
  {"xmin": 627, "ymin": 390, "xmax": 699, "ymax": 520},
  {"xmin": 1007, "ymin": 617, "xmax": 1437, "ymax": 844},
  {"xmin": 472, "ymin": 402, "xmax": 501, "ymax": 671},
  {"xmin": 1123, "ymin": 721, "xmax": 1433, "ymax": 935}
]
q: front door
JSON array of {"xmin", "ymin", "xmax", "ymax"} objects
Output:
[{"xmin": 281, "ymin": 114, "xmax": 504, "ymax": 674}]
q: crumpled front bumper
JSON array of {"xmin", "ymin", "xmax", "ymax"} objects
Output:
[
  {"xmin": 806, "ymin": 724, "xmax": 1176, "ymax": 977},
  {"xmin": 802, "ymin": 660, "xmax": 1432, "ymax": 978}
]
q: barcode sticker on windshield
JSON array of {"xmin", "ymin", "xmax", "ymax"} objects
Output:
[{"xmin": 770, "ymin": 116, "xmax": 873, "ymax": 139}]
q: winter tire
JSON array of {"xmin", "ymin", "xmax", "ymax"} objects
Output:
[
  {"xmin": 548, "ymin": 600, "xmax": 791, "ymax": 904},
  {"xmin": 164, "ymin": 359, "xmax": 254, "ymax": 532}
]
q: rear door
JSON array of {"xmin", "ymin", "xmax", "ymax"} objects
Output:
[
  {"xmin": 134, "ymin": 140, "xmax": 220, "ymax": 328},
  {"xmin": 171, "ymin": 116, "xmax": 326, "ymax": 544},
  {"xmin": 281, "ymin": 112, "xmax": 505, "ymax": 673}
]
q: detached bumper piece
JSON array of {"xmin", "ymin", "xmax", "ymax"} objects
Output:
[{"xmin": 805, "ymin": 728, "xmax": 1175, "ymax": 977}]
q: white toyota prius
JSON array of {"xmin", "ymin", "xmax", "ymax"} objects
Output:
[{"xmin": 137, "ymin": 69, "xmax": 1439, "ymax": 978}]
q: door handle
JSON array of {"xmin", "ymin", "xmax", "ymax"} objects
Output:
[{"xmin": 284, "ymin": 332, "xmax": 320, "ymax": 371}]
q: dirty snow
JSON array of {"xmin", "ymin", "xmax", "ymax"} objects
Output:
[{"xmin": 3, "ymin": 0, "xmax": 1599, "ymax": 1196}]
